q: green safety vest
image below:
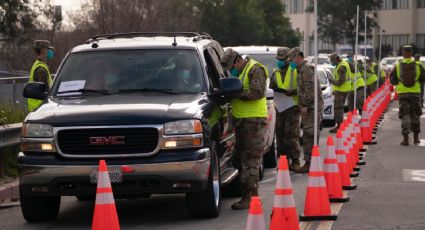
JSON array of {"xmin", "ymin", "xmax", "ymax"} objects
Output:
[
  {"xmin": 274, "ymin": 66, "xmax": 299, "ymax": 105},
  {"xmin": 366, "ymin": 63, "xmax": 378, "ymax": 86},
  {"xmin": 231, "ymin": 59, "xmax": 268, "ymax": 118},
  {"xmin": 350, "ymin": 67, "xmax": 365, "ymax": 91},
  {"xmin": 395, "ymin": 59, "xmax": 421, "ymax": 94},
  {"xmin": 333, "ymin": 60, "xmax": 352, "ymax": 92},
  {"xmin": 28, "ymin": 60, "xmax": 53, "ymax": 112}
]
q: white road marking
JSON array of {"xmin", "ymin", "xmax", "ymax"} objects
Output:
[
  {"xmin": 260, "ymin": 177, "xmax": 276, "ymax": 184},
  {"xmin": 403, "ymin": 169, "xmax": 425, "ymax": 182}
]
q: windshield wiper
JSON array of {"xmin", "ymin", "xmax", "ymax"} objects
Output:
[
  {"xmin": 56, "ymin": 89, "xmax": 111, "ymax": 96},
  {"xmin": 118, "ymin": 88, "xmax": 177, "ymax": 94}
]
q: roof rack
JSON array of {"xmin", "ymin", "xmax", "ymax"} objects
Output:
[{"xmin": 86, "ymin": 32, "xmax": 213, "ymax": 44}]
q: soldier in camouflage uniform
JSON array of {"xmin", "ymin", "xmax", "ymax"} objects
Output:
[
  {"xmin": 346, "ymin": 55, "xmax": 366, "ymax": 114},
  {"xmin": 288, "ymin": 47, "xmax": 324, "ymax": 173},
  {"xmin": 329, "ymin": 54, "xmax": 351, "ymax": 133},
  {"xmin": 220, "ymin": 48, "xmax": 268, "ymax": 210},
  {"xmin": 390, "ymin": 46, "xmax": 425, "ymax": 145},
  {"xmin": 269, "ymin": 47, "xmax": 301, "ymax": 172}
]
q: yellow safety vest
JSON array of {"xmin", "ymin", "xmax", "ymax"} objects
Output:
[
  {"xmin": 350, "ymin": 68, "xmax": 365, "ymax": 90},
  {"xmin": 274, "ymin": 66, "xmax": 299, "ymax": 105},
  {"xmin": 333, "ymin": 61, "xmax": 352, "ymax": 92},
  {"xmin": 395, "ymin": 59, "xmax": 421, "ymax": 94},
  {"xmin": 231, "ymin": 59, "xmax": 268, "ymax": 118},
  {"xmin": 28, "ymin": 60, "xmax": 53, "ymax": 111},
  {"xmin": 366, "ymin": 63, "xmax": 378, "ymax": 86}
]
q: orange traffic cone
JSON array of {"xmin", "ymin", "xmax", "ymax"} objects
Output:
[
  {"xmin": 92, "ymin": 160, "xmax": 120, "ymax": 230},
  {"xmin": 246, "ymin": 196, "xmax": 266, "ymax": 230},
  {"xmin": 270, "ymin": 156, "xmax": 300, "ymax": 230},
  {"xmin": 336, "ymin": 131, "xmax": 357, "ymax": 190},
  {"xmin": 324, "ymin": 136, "xmax": 350, "ymax": 203},
  {"xmin": 299, "ymin": 146, "xmax": 337, "ymax": 221}
]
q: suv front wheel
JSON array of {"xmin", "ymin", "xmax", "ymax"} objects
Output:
[
  {"xmin": 186, "ymin": 142, "xmax": 221, "ymax": 218},
  {"xmin": 20, "ymin": 187, "xmax": 61, "ymax": 222}
]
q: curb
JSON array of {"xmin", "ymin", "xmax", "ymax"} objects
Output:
[{"xmin": 0, "ymin": 180, "xmax": 19, "ymax": 203}]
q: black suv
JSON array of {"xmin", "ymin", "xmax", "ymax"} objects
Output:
[{"xmin": 20, "ymin": 32, "xmax": 277, "ymax": 222}]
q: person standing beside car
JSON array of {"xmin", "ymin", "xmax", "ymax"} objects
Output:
[
  {"xmin": 289, "ymin": 47, "xmax": 323, "ymax": 173},
  {"xmin": 269, "ymin": 47, "xmax": 301, "ymax": 172},
  {"xmin": 365, "ymin": 58, "xmax": 378, "ymax": 96},
  {"xmin": 346, "ymin": 54, "xmax": 366, "ymax": 114},
  {"xmin": 328, "ymin": 54, "xmax": 351, "ymax": 133},
  {"xmin": 390, "ymin": 46, "xmax": 425, "ymax": 145},
  {"xmin": 220, "ymin": 48, "xmax": 268, "ymax": 210},
  {"xmin": 28, "ymin": 40, "xmax": 54, "ymax": 112}
]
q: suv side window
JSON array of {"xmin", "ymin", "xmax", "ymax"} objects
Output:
[{"xmin": 204, "ymin": 47, "xmax": 225, "ymax": 91}]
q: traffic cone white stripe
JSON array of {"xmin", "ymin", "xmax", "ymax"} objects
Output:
[
  {"xmin": 324, "ymin": 163, "xmax": 339, "ymax": 173},
  {"xmin": 276, "ymin": 171, "xmax": 292, "ymax": 189},
  {"xmin": 97, "ymin": 172, "xmax": 111, "ymax": 188},
  {"xmin": 336, "ymin": 154, "xmax": 347, "ymax": 163},
  {"xmin": 273, "ymin": 194, "xmax": 295, "ymax": 208},
  {"xmin": 246, "ymin": 216, "xmax": 266, "ymax": 230},
  {"xmin": 310, "ymin": 158, "xmax": 324, "ymax": 172},
  {"xmin": 307, "ymin": 176, "xmax": 326, "ymax": 187},
  {"xmin": 95, "ymin": 193, "xmax": 115, "ymax": 205}
]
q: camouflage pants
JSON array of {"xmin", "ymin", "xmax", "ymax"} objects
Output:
[
  {"xmin": 334, "ymin": 91, "xmax": 348, "ymax": 125},
  {"xmin": 234, "ymin": 119, "xmax": 267, "ymax": 191},
  {"xmin": 348, "ymin": 87, "xmax": 365, "ymax": 114},
  {"xmin": 302, "ymin": 107, "xmax": 323, "ymax": 162},
  {"xmin": 421, "ymin": 83, "xmax": 424, "ymax": 107},
  {"xmin": 275, "ymin": 106, "xmax": 301, "ymax": 161},
  {"xmin": 398, "ymin": 94, "xmax": 422, "ymax": 135},
  {"xmin": 367, "ymin": 83, "xmax": 378, "ymax": 97}
]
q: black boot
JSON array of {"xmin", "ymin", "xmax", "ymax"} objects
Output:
[
  {"xmin": 329, "ymin": 124, "xmax": 340, "ymax": 133},
  {"xmin": 401, "ymin": 134, "xmax": 409, "ymax": 146},
  {"xmin": 414, "ymin": 133, "xmax": 420, "ymax": 144},
  {"xmin": 231, "ymin": 187, "xmax": 258, "ymax": 210}
]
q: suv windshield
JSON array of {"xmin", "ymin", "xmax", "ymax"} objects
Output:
[{"xmin": 52, "ymin": 50, "xmax": 205, "ymax": 96}]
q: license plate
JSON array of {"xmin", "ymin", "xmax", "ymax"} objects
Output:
[{"xmin": 90, "ymin": 166, "xmax": 122, "ymax": 184}]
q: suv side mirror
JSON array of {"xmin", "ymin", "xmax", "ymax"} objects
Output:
[
  {"xmin": 23, "ymin": 82, "xmax": 47, "ymax": 100},
  {"xmin": 217, "ymin": 78, "xmax": 242, "ymax": 95}
]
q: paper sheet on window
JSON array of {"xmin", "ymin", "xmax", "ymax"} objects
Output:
[
  {"xmin": 273, "ymin": 92, "xmax": 295, "ymax": 113},
  {"xmin": 58, "ymin": 80, "xmax": 86, "ymax": 95}
]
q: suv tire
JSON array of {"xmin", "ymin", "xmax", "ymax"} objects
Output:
[
  {"xmin": 20, "ymin": 188, "xmax": 61, "ymax": 222},
  {"xmin": 186, "ymin": 142, "xmax": 221, "ymax": 218}
]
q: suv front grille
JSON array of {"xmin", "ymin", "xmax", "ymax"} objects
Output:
[{"xmin": 57, "ymin": 128, "xmax": 159, "ymax": 156}]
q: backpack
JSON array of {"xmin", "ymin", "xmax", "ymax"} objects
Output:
[{"xmin": 399, "ymin": 62, "xmax": 416, "ymax": 87}]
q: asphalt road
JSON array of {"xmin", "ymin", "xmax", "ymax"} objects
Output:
[{"xmin": 0, "ymin": 102, "xmax": 424, "ymax": 230}]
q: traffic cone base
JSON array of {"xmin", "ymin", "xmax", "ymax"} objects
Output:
[
  {"xmin": 342, "ymin": 184, "xmax": 357, "ymax": 190},
  {"xmin": 330, "ymin": 196, "xmax": 350, "ymax": 203},
  {"xmin": 353, "ymin": 166, "xmax": 361, "ymax": 172},
  {"xmin": 299, "ymin": 214, "xmax": 337, "ymax": 221},
  {"xmin": 350, "ymin": 172, "xmax": 359, "ymax": 177},
  {"xmin": 357, "ymin": 161, "xmax": 366, "ymax": 166}
]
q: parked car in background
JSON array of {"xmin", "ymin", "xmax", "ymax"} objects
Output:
[
  {"xmin": 306, "ymin": 55, "xmax": 331, "ymax": 65},
  {"xmin": 318, "ymin": 65, "xmax": 335, "ymax": 126}
]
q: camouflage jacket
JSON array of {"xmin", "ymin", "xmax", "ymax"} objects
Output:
[{"xmin": 297, "ymin": 61, "xmax": 324, "ymax": 110}]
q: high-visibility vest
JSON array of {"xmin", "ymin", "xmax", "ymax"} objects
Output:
[
  {"xmin": 395, "ymin": 58, "xmax": 421, "ymax": 94},
  {"xmin": 350, "ymin": 68, "xmax": 365, "ymax": 90},
  {"xmin": 231, "ymin": 59, "xmax": 268, "ymax": 118},
  {"xmin": 274, "ymin": 66, "xmax": 299, "ymax": 105},
  {"xmin": 28, "ymin": 60, "xmax": 53, "ymax": 111},
  {"xmin": 333, "ymin": 60, "xmax": 352, "ymax": 92},
  {"xmin": 366, "ymin": 63, "xmax": 378, "ymax": 86}
]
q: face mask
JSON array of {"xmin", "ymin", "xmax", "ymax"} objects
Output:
[
  {"xmin": 47, "ymin": 49, "xmax": 55, "ymax": 60},
  {"xmin": 178, "ymin": 70, "xmax": 191, "ymax": 80},
  {"xmin": 276, "ymin": 60, "xmax": 286, "ymax": 69},
  {"xmin": 331, "ymin": 63, "xmax": 337, "ymax": 67},
  {"xmin": 289, "ymin": 62, "xmax": 297, "ymax": 68},
  {"xmin": 347, "ymin": 57, "xmax": 353, "ymax": 63},
  {"xmin": 230, "ymin": 68, "xmax": 239, "ymax": 77},
  {"xmin": 105, "ymin": 73, "xmax": 119, "ymax": 87}
]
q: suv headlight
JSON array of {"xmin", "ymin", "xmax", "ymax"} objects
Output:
[
  {"xmin": 162, "ymin": 120, "xmax": 203, "ymax": 149},
  {"xmin": 164, "ymin": 120, "xmax": 203, "ymax": 135},
  {"xmin": 22, "ymin": 124, "xmax": 53, "ymax": 137}
]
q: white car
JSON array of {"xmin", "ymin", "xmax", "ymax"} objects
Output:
[
  {"xmin": 306, "ymin": 55, "xmax": 331, "ymax": 65},
  {"xmin": 318, "ymin": 65, "xmax": 335, "ymax": 126}
]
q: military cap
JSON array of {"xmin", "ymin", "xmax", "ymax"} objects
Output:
[
  {"xmin": 276, "ymin": 47, "xmax": 290, "ymax": 60},
  {"xmin": 34, "ymin": 40, "xmax": 53, "ymax": 49},
  {"xmin": 329, "ymin": 53, "xmax": 339, "ymax": 63},
  {"xmin": 414, "ymin": 53, "xmax": 421, "ymax": 58},
  {"xmin": 221, "ymin": 48, "xmax": 239, "ymax": 71},
  {"xmin": 402, "ymin": 45, "xmax": 413, "ymax": 52},
  {"xmin": 287, "ymin": 47, "xmax": 301, "ymax": 60}
]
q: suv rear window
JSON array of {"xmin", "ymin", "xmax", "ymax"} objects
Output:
[{"xmin": 52, "ymin": 50, "xmax": 205, "ymax": 95}]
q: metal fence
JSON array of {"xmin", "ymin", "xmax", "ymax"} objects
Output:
[{"xmin": 0, "ymin": 77, "xmax": 29, "ymax": 109}]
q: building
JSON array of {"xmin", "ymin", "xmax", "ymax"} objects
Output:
[{"xmin": 284, "ymin": 0, "xmax": 425, "ymax": 56}]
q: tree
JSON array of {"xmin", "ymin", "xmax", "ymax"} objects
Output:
[
  {"xmin": 0, "ymin": 0, "xmax": 38, "ymax": 43},
  {"xmin": 308, "ymin": 0, "xmax": 381, "ymax": 51}
]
